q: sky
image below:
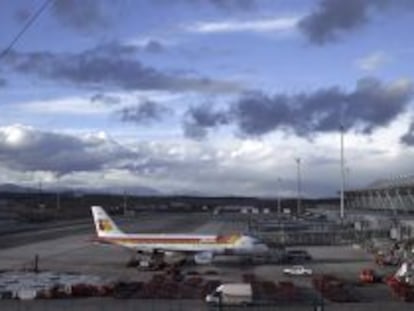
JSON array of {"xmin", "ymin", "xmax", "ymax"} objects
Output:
[{"xmin": 1, "ymin": 0, "xmax": 414, "ymax": 197}]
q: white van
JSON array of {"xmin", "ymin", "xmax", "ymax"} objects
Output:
[{"xmin": 206, "ymin": 283, "xmax": 252, "ymax": 305}]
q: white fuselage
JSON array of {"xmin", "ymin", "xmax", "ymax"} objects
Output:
[{"xmin": 97, "ymin": 232, "xmax": 268, "ymax": 255}]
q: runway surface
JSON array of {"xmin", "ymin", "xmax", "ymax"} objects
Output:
[{"xmin": 0, "ymin": 212, "xmax": 408, "ymax": 310}]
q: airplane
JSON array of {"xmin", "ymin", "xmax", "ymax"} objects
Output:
[{"xmin": 91, "ymin": 206, "xmax": 269, "ymax": 265}]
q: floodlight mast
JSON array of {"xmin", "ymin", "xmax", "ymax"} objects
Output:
[
  {"xmin": 277, "ymin": 177, "xmax": 282, "ymax": 215},
  {"xmin": 296, "ymin": 158, "xmax": 301, "ymax": 215},
  {"xmin": 340, "ymin": 124, "xmax": 345, "ymax": 220}
]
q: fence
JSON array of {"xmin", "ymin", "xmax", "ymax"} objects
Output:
[{"xmin": 254, "ymin": 228, "xmax": 390, "ymax": 246}]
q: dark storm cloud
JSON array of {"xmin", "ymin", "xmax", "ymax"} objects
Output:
[
  {"xmin": 0, "ymin": 126, "xmax": 224, "ymax": 191},
  {"xmin": 0, "ymin": 126, "xmax": 133, "ymax": 175},
  {"xmin": 299, "ymin": 0, "xmax": 413, "ymax": 44},
  {"xmin": 232, "ymin": 78, "xmax": 413, "ymax": 136},
  {"xmin": 183, "ymin": 104, "xmax": 229, "ymax": 139},
  {"xmin": 186, "ymin": 78, "xmax": 413, "ymax": 138},
  {"xmin": 401, "ymin": 121, "xmax": 414, "ymax": 146},
  {"xmin": 231, "ymin": 91, "xmax": 292, "ymax": 136},
  {"xmin": 0, "ymin": 126, "xmax": 194, "ymax": 179},
  {"xmin": 51, "ymin": 0, "xmax": 110, "ymax": 31},
  {"xmin": 4, "ymin": 43, "xmax": 240, "ymax": 93},
  {"xmin": 118, "ymin": 101, "xmax": 170, "ymax": 125}
]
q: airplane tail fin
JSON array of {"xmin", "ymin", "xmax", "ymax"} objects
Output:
[{"xmin": 91, "ymin": 206, "xmax": 123, "ymax": 237}]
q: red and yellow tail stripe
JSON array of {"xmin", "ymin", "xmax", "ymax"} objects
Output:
[{"xmin": 98, "ymin": 219, "xmax": 113, "ymax": 232}]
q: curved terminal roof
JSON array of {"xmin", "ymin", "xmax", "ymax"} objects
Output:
[{"xmin": 367, "ymin": 175, "xmax": 414, "ymax": 189}]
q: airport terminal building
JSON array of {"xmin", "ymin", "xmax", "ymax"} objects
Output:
[{"xmin": 345, "ymin": 175, "xmax": 414, "ymax": 213}]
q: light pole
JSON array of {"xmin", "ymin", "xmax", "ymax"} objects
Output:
[
  {"xmin": 123, "ymin": 190, "xmax": 128, "ymax": 216},
  {"xmin": 296, "ymin": 158, "xmax": 301, "ymax": 215},
  {"xmin": 277, "ymin": 177, "xmax": 282, "ymax": 216},
  {"xmin": 340, "ymin": 125, "xmax": 345, "ymax": 220},
  {"xmin": 345, "ymin": 166, "xmax": 350, "ymax": 190},
  {"xmin": 56, "ymin": 178, "xmax": 61, "ymax": 211}
]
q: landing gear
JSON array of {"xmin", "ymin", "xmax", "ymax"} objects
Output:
[{"xmin": 126, "ymin": 251, "xmax": 166, "ymax": 270}]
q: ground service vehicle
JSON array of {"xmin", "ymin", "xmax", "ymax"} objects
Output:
[
  {"xmin": 283, "ymin": 265, "xmax": 313, "ymax": 276},
  {"xmin": 359, "ymin": 269, "xmax": 380, "ymax": 284},
  {"xmin": 206, "ymin": 283, "xmax": 252, "ymax": 305}
]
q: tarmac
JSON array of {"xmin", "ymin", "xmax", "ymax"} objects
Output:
[{"xmin": 0, "ymin": 211, "xmax": 411, "ymax": 310}]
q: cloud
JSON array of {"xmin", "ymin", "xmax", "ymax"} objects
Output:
[
  {"xmin": 121, "ymin": 39, "xmax": 166, "ymax": 54},
  {"xmin": 186, "ymin": 17, "xmax": 299, "ymax": 34},
  {"xmin": 401, "ymin": 120, "xmax": 414, "ymax": 146},
  {"xmin": 92, "ymin": 40, "xmax": 165, "ymax": 54},
  {"xmin": 117, "ymin": 100, "xmax": 170, "ymax": 125},
  {"xmin": 299, "ymin": 0, "xmax": 414, "ymax": 45},
  {"xmin": 0, "ymin": 77, "xmax": 6, "ymax": 87},
  {"xmin": 21, "ymin": 97, "xmax": 114, "ymax": 116},
  {"xmin": 50, "ymin": 0, "xmax": 256, "ymax": 33},
  {"xmin": 183, "ymin": 104, "xmax": 229, "ymax": 139},
  {"xmin": 356, "ymin": 51, "xmax": 390, "ymax": 71},
  {"xmin": 144, "ymin": 40, "xmax": 165, "ymax": 53},
  {"xmin": 51, "ymin": 0, "xmax": 110, "ymax": 31},
  {"xmin": 90, "ymin": 93, "xmax": 121, "ymax": 106},
  {"xmin": 0, "ymin": 124, "xmax": 413, "ymax": 197},
  {"xmin": 232, "ymin": 78, "xmax": 413, "ymax": 136},
  {"xmin": 185, "ymin": 78, "xmax": 413, "ymax": 138},
  {"xmin": 61, "ymin": 131, "xmax": 414, "ymax": 197},
  {"xmin": 0, "ymin": 125, "xmax": 132, "ymax": 175},
  {"xmin": 156, "ymin": 0, "xmax": 256, "ymax": 11},
  {"xmin": 4, "ymin": 42, "xmax": 241, "ymax": 93},
  {"xmin": 231, "ymin": 91, "xmax": 292, "ymax": 136},
  {"xmin": 204, "ymin": 0, "xmax": 255, "ymax": 10}
]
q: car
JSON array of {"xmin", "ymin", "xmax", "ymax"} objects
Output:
[{"xmin": 283, "ymin": 265, "xmax": 313, "ymax": 276}]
